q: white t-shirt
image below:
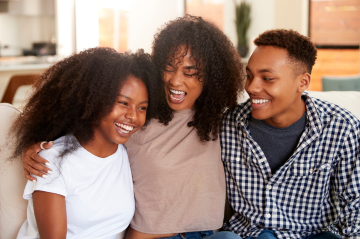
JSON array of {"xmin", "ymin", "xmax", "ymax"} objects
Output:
[{"xmin": 17, "ymin": 135, "xmax": 135, "ymax": 239}]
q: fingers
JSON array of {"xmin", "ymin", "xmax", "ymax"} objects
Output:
[
  {"xmin": 43, "ymin": 141, "xmax": 54, "ymax": 150},
  {"xmin": 23, "ymin": 157, "xmax": 51, "ymax": 179},
  {"xmin": 22, "ymin": 142, "xmax": 54, "ymax": 181},
  {"xmin": 28, "ymin": 152, "xmax": 52, "ymax": 174},
  {"xmin": 24, "ymin": 168, "xmax": 37, "ymax": 182},
  {"xmin": 29, "ymin": 150, "xmax": 51, "ymax": 167},
  {"xmin": 35, "ymin": 141, "xmax": 53, "ymax": 154}
]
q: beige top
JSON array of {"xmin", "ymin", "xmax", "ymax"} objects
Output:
[{"xmin": 125, "ymin": 109, "xmax": 226, "ymax": 234}]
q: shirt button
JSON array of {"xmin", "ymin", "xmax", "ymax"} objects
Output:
[
  {"xmin": 259, "ymin": 158, "xmax": 265, "ymax": 163},
  {"xmin": 265, "ymin": 214, "xmax": 271, "ymax": 218},
  {"xmin": 309, "ymin": 168, "xmax": 314, "ymax": 173},
  {"xmin": 236, "ymin": 157, "xmax": 240, "ymax": 161},
  {"xmin": 266, "ymin": 185, "xmax": 272, "ymax": 190}
]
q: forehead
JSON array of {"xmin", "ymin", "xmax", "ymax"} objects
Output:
[
  {"xmin": 120, "ymin": 75, "xmax": 148, "ymax": 99},
  {"xmin": 168, "ymin": 45, "xmax": 198, "ymax": 64},
  {"xmin": 248, "ymin": 46, "xmax": 290, "ymax": 71}
]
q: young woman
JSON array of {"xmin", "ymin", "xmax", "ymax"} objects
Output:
[
  {"xmin": 12, "ymin": 47, "xmax": 159, "ymax": 239},
  {"xmin": 21, "ymin": 15, "xmax": 245, "ymax": 239}
]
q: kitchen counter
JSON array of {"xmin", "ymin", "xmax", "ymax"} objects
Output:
[
  {"xmin": 0, "ymin": 56, "xmax": 57, "ymax": 71},
  {"xmin": 0, "ymin": 56, "xmax": 58, "ymax": 103}
]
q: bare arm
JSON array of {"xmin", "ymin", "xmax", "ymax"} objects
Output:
[
  {"xmin": 22, "ymin": 141, "xmax": 53, "ymax": 181},
  {"xmin": 33, "ymin": 191, "xmax": 67, "ymax": 239}
]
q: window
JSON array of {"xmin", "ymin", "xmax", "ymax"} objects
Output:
[
  {"xmin": 185, "ymin": 0, "xmax": 224, "ymax": 30},
  {"xmin": 98, "ymin": 0, "xmax": 129, "ymax": 52}
]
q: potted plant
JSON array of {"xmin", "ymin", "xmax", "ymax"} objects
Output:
[{"xmin": 234, "ymin": 1, "xmax": 251, "ymax": 57}]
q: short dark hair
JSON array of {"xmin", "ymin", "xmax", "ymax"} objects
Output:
[
  {"xmin": 152, "ymin": 15, "xmax": 245, "ymax": 142},
  {"xmin": 11, "ymin": 47, "xmax": 160, "ymax": 159},
  {"xmin": 254, "ymin": 29, "xmax": 317, "ymax": 74}
]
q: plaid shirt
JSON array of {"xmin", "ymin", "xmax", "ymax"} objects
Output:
[{"xmin": 220, "ymin": 94, "xmax": 360, "ymax": 239}]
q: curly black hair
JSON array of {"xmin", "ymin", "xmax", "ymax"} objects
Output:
[
  {"xmin": 11, "ymin": 47, "xmax": 160, "ymax": 159},
  {"xmin": 254, "ymin": 29, "xmax": 317, "ymax": 75},
  {"xmin": 152, "ymin": 15, "xmax": 245, "ymax": 142}
]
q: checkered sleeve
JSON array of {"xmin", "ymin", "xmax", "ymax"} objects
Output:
[{"xmin": 333, "ymin": 123, "xmax": 360, "ymax": 238}]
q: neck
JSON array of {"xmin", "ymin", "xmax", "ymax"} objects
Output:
[
  {"xmin": 76, "ymin": 134, "xmax": 118, "ymax": 158},
  {"xmin": 264, "ymin": 97, "xmax": 306, "ymax": 128}
]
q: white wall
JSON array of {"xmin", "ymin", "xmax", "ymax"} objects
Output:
[
  {"xmin": 55, "ymin": 0, "xmax": 76, "ymax": 57},
  {"xmin": 128, "ymin": 0, "xmax": 185, "ymax": 54},
  {"xmin": 56, "ymin": 0, "xmax": 99, "ymax": 57},
  {"xmin": 75, "ymin": 0, "xmax": 99, "ymax": 53}
]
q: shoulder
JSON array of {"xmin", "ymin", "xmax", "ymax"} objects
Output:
[
  {"xmin": 38, "ymin": 135, "xmax": 78, "ymax": 166},
  {"xmin": 310, "ymin": 96, "xmax": 360, "ymax": 131},
  {"xmin": 223, "ymin": 99, "xmax": 251, "ymax": 125},
  {"xmin": 38, "ymin": 136, "xmax": 66, "ymax": 159}
]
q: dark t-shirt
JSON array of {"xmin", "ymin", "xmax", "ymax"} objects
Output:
[{"xmin": 248, "ymin": 112, "xmax": 306, "ymax": 174}]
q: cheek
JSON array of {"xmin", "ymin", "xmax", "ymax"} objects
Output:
[
  {"xmin": 245, "ymin": 81, "xmax": 250, "ymax": 92},
  {"xmin": 191, "ymin": 81, "xmax": 203, "ymax": 97},
  {"xmin": 163, "ymin": 72, "xmax": 172, "ymax": 83},
  {"xmin": 136, "ymin": 112, "xmax": 147, "ymax": 129}
]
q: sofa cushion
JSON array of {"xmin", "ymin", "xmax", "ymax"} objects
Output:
[
  {"xmin": 0, "ymin": 103, "xmax": 27, "ymax": 239},
  {"xmin": 307, "ymin": 91, "xmax": 360, "ymax": 120}
]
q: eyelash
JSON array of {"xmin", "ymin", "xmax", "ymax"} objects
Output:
[
  {"xmin": 184, "ymin": 73, "xmax": 197, "ymax": 77},
  {"xmin": 119, "ymin": 101, "xmax": 147, "ymax": 111}
]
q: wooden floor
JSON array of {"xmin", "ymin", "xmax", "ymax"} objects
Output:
[{"xmin": 309, "ymin": 49, "xmax": 360, "ymax": 91}]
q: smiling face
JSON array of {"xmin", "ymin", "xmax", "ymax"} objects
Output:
[
  {"xmin": 163, "ymin": 45, "xmax": 204, "ymax": 111},
  {"xmin": 245, "ymin": 46, "xmax": 310, "ymax": 128},
  {"xmin": 94, "ymin": 75, "xmax": 148, "ymax": 147}
]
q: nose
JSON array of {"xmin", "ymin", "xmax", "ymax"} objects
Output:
[
  {"xmin": 246, "ymin": 77, "xmax": 262, "ymax": 94},
  {"xmin": 169, "ymin": 71, "xmax": 184, "ymax": 86},
  {"xmin": 125, "ymin": 106, "xmax": 137, "ymax": 122}
]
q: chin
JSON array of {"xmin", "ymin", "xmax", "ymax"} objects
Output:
[
  {"xmin": 251, "ymin": 112, "xmax": 268, "ymax": 121},
  {"xmin": 167, "ymin": 99, "xmax": 187, "ymax": 111}
]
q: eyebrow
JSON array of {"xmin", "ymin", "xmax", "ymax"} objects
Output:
[
  {"xmin": 119, "ymin": 94, "xmax": 148, "ymax": 104},
  {"xmin": 246, "ymin": 66, "xmax": 275, "ymax": 74}
]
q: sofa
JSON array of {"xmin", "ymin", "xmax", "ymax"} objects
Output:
[{"xmin": 1, "ymin": 91, "xmax": 360, "ymax": 238}]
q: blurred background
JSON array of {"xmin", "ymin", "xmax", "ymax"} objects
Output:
[{"xmin": 0, "ymin": 0, "xmax": 359, "ymax": 108}]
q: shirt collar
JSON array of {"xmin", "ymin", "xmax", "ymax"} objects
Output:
[{"xmin": 236, "ymin": 92, "xmax": 322, "ymax": 135}]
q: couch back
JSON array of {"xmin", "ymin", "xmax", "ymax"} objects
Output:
[
  {"xmin": 0, "ymin": 103, "xmax": 27, "ymax": 239},
  {"xmin": 1, "ymin": 90, "xmax": 360, "ymax": 238}
]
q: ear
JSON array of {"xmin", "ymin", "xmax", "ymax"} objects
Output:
[{"xmin": 297, "ymin": 72, "xmax": 311, "ymax": 93}]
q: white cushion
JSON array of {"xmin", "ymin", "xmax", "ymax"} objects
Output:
[
  {"xmin": 0, "ymin": 103, "xmax": 27, "ymax": 239},
  {"xmin": 307, "ymin": 91, "xmax": 360, "ymax": 120}
]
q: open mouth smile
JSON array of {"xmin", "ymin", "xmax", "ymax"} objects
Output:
[
  {"xmin": 169, "ymin": 88, "xmax": 186, "ymax": 103},
  {"xmin": 115, "ymin": 122, "xmax": 134, "ymax": 134}
]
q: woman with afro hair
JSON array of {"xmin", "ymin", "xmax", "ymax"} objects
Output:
[
  {"xmin": 21, "ymin": 15, "xmax": 245, "ymax": 239},
  {"xmin": 13, "ymin": 47, "xmax": 160, "ymax": 238}
]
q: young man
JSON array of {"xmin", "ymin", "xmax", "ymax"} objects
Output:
[{"xmin": 221, "ymin": 29, "xmax": 360, "ymax": 239}]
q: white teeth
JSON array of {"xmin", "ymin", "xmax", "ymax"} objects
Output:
[
  {"xmin": 169, "ymin": 89, "xmax": 185, "ymax": 95},
  {"xmin": 115, "ymin": 123, "xmax": 134, "ymax": 132},
  {"xmin": 252, "ymin": 99, "xmax": 269, "ymax": 104},
  {"xmin": 170, "ymin": 94, "xmax": 186, "ymax": 101}
]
